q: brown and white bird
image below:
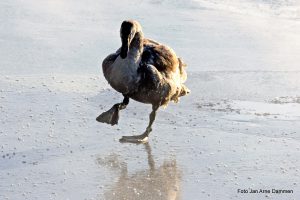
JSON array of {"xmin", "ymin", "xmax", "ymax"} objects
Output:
[{"xmin": 96, "ymin": 20, "xmax": 190, "ymax": 143}]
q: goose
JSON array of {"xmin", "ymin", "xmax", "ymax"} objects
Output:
[{"xmin": 96, "ymin": 20, "xmax": 190, "ymax": 143}]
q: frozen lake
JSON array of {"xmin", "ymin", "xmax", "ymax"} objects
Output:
[{"xmin": 1, "ymin": 0, "xmax": 300, "ymax": 199}]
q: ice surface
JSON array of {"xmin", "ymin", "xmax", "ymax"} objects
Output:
[{"xmin": 0, "ymin": 0, "xmax": 300, "ymax": 199}]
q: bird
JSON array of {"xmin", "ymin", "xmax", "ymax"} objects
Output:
[{"xmin": 96, "ymin": 20, "xmax": 190, "ymax": 143}]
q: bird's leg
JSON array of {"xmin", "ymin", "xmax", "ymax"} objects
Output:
[
  {"xmin": 96, "ymin": 96, "xmax": 129, "ymax": 126},
  {"xmin": 120, "ymin": 105, "xmax": 159, "ymax": 143}
]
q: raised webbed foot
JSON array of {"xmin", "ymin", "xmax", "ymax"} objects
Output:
[{"xmin": 96, "ymin": 104, "xmax": 119, "ymax": 126}]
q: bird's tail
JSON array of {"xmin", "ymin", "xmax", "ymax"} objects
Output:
[
  {"xmin": 178, "ymin": 58, "xmax": 187, "ymax": 83},
  {"xmin": 177, "ymin": 58, "xmax": 190, "ymax": 100}
]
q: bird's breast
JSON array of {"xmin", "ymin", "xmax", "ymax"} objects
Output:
[{"xmin": 107, "ymin": 56, "xmax": 140, "ymax": 94}]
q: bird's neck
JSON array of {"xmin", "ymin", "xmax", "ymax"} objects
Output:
[{"xmin": 128, "ymin": 31, "xmax": 144, "ymax": 62}]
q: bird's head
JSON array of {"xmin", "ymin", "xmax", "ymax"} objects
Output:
[{"xmin": 120, "ymin": 20, "xmax": 142, "ymax": 59}]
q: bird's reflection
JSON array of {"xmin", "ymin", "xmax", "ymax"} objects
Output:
[{"xmin": 97, "ymin": 143, "xmax": 181, "ymax": 200}]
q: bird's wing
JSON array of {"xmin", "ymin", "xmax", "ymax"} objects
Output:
[
  {"xmin": 142, "ymin": 40, "xmax": 178, "ymax": 73},
  {"xmin": 102, "ymin": 49, "xmax": 120, "ymax": 76}
]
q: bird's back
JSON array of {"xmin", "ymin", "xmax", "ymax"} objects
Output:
[{"xmin": 141, "ymin": 39, "xmax": 179, "ymax": 74}]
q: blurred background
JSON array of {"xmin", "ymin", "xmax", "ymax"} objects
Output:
[{"xmin": 1, "ymin": 0, "xmax": 299, "ymax": 74}]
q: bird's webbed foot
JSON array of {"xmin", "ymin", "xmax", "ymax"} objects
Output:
[
  {"xmin": 96, "ymin": 97, "xmax": 129, "ymax": 126},
  {"xmin": 119, "ymin": 104, "xmax": 158, "ymax": 144},
  {"xmin": 96, "ymin": 104, "xmax": 120, "ymax": 126},
  {"xmin": 119, "ymin": 128, "xmax": 151, "ymax": 144}
]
